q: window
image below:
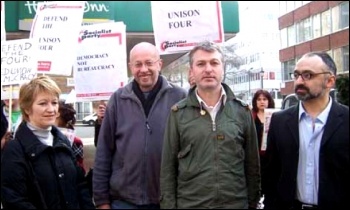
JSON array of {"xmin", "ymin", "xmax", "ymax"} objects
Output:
[
  {"xmin": 342, "ymin": 45, "xmax": 349, "ymax": 73},
  {"xmin": 312, "ymin": 14, "xmax": 321, "ymax": 38},
  {"xmin": 333, "ymin": 47, "xmax": 343, "ymax": 74},
  {"xmin": 296, "ymin": 18, "xmax": 311, "ymax": 43},
  {"xmin": 332, "ymin": 45, "xmax": 349, "ymax": 74},
  {"xmin": 321, "ymin": 9, "xmax": 331, "ymax": 36},
  {"xmin": 282, "ymin": 59, "xmax": 296, "ymax": 81},
  {"xmin": 280, "ymin": 28, "xmax": 288, "ymax": 48},
  {"xmin": 303, "ymin": 18, "xmax": 312, "ymax": 41},
  {"xmin": 279, "ymin": 1, "xmax": 287, "ymax": 16},
  {"xmin": 340, "ymin": 1, "xmax": 349, "ymax": 29},
  {"xmin": 294, "ymin": 1, "xmax": 302, "ymax": 9},
  {"xmin": 332, "ymin": 5, "xmax": 340, "ymax": 32},
  {"xmin": 75, "ymin": 102, "xmax": 93, "ymax": 120},
  {"xmin": 286, "ymin": 1, "xmax": 295, "ymax": 13},
  {"xmin": 287, "ymin": 25, "xmax": 296, "ymax": 46}
]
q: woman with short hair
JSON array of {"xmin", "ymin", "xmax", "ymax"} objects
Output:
[{"xmin": 1, "ymin": 75, "xmax": 95, "ymax": 209}]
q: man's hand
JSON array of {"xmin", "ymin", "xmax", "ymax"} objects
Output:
[
  {"xmin": 1, "ymin": 131, "xmax": 13, "ymax": 149},
  {"xmin": 97, "ymin": 204, "xmax": 111, "ymax": 209}
]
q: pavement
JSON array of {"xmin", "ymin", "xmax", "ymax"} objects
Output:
[{"xmin": 81, "ymin": 137, "xmax": 94, "ymax": 146}]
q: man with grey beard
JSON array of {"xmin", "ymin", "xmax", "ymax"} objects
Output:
[{"xmin": 263, "ymin": 51, "xmax": 349, "ymax": 209}]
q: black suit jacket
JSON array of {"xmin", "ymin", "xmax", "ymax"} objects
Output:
[{"xmin": 263, "ymin": 101, "xmax": 349, "ymax": 209}]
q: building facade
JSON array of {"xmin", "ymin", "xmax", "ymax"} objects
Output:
[
  {"xmin": 278, "ymin": 1, "xmax": 349, "ymax": 95},
  {"xmin": 224, "ymin": 1, "xmax": 283, "ymax": 107}
]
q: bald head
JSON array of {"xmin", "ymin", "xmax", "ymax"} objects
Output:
[
  {"xmin": 128, "ymin": 42, "xmax": 163, "ymax": 92},
  {"xmin": 129, "ymin": 42, "xmax": 160, "ymax": 62}
]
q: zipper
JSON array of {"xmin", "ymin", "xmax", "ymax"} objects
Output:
[{"xmin": 146, "ymin": 121, "xmax": 152, "ymax": 134}]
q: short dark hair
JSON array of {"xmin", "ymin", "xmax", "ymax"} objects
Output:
[
  {"xmin": 58, "ymin": 100, "xmax": 76, "ymax": 130},
  {"xmin": 188, "ymin": 41, "xmax": 224, "ymax": 67},
  {"xmin": 303, "ymin": 51, "xmax": 337, "ymax": 75}
]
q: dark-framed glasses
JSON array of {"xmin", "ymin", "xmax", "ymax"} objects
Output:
[
  {"xmin": 131, "ymin": 59, "xmax": 160, "ymax": 68},
  {"xmin": 290, "ymin": 71, "xmax": 331, "ymax": 81}
]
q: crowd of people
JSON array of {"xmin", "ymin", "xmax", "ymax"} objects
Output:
[{"xmin": 1, "ymin": 41, "xmax": 349, "ymax": 209}]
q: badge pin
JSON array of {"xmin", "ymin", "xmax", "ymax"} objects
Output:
[{"xmin": 200, "ymin": 110, "xmax": 206, "ymax": 115}]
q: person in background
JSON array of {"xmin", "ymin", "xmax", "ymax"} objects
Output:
[
  {"xmin": 94, "ymin": 100, "xmax": 107, "ymax": 147},
  {"xmin": 188, "ymin": 69, "xmax": 196, "ymax": 89},
  {"xmin": 1, "ymin": 100, "xmax": 9, "ymax": 150},
  {"xmin": 55, "ymin": 100, "xmax": 85, "ymax": 173},
  {"xmin": 263, "ymin": 51, "xmax": 349, "ymax": 209},
  {"xmin": 93, "ymin": 42, "xmax": 187, "ymax": 209},
  {"xmin": 251, "ymin": 89, "xmax": 275, "ymax": 159},
  {"xmin": 160, "ymin": 41, "xmax": 261, "ymax": 209},
  {"xmin": 2, "ymin": 98, "xmax": 22, "ymax": 133},
  {"xmin": 251, "ymin": 89, "xmax": 275, "ymax": 207},
  {"xmin": 1, "ymin": 75, "xmax": 95, "ymax": 209}
]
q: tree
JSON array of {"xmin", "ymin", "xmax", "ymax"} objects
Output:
[
  {"xmin": 221, "ymin": 44, "xmax": 243, "ymax": 83},
  {"xmin": 336, "ymin": 74, "xmax": 349, "ymax": 106}
]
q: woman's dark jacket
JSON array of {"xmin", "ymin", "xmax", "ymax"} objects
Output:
[{"xmin": 1, "ymin": 122, "xmax": 95, "ymax": 209}]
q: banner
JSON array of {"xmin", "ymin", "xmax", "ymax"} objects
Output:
[
  {"xmin": 1, "ymin": 39, "xmax": 38, "ymax": 86},
  {"xmin": 151, "ymin": 1, "xmax": 224, "ymax": 55},
  {"xmin": 19, "ymin": 1, "xmax": 115, "ymax": 30},
  {"xmin": 1, "ymin": 1, "xmax": 5, "ymax": 41},
  {"xmin": 73, "ymin": 21, "xmax": 128, "ymax": 102},
  {"xmin": 30, "ymin": 1, "xmax": 85, "ymax": 75},
  {"xmin": 261, "ymin": 108, "xmax": 281, "ymax": 151}
]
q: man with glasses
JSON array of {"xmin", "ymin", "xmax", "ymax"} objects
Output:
[
  {"xmin": 93, "ymin": 42, "xmax": 187, "ymax": 209},
  {"xmin": 263, "ymin": 51, "xmax": 349, "ymax": 209}
]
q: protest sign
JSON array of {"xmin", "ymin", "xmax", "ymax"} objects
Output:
[
  {"xmin": 261, "ymin": 108, "xmax": 281, "ymax": 151},
  {"xmin": 1, "ymin": 39, "xmax": 37, "ymax": 85},
  {"xmin": 151, "ymin": 1, "xmax": 224, "ymax": 55},
  {"xmin": 74, "ymin": 21, "xmax": 128, "ymax": 101},
  {"xmin": 30, "ymin": 1, "xmax": 85, "ymax": 75},
  {"xmin": 1, "ymin": 84, "xmax": 21, "ymax": 100}
]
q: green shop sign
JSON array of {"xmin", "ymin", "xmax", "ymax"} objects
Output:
[{"xmin": 19, "ymin": 1, "xmax": 114, "ymax": 30}]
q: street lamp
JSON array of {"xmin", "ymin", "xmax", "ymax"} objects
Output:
[{"xmin": 260, "ymin": 68, "xmax": 264, "ymax": 89}]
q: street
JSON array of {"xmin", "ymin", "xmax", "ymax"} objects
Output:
[
  {"xmin": 75, "ymin": 124, "xmax": 96, "ymax": 171},
  {"xmin": 75, "ymin": 124, "xmax": 94, "ymax": 145}
]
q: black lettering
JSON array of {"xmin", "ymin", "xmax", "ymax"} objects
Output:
[
  {"xmin": 168, "ymin": 9, "xmax": 200, "ymax": 19},
  {"xmin": 1, "ymin": 56, "xmax": 30, "ymax": 65},
  {"xmin": 39, "ymin": 45, "xmax": 53, "ymax": 50},
  {"xmin": 169, "ymin": 20, "xmax": 193, "ymax": 29},
  {"xmin": 42, "ymin": 23, "xmax": 53, "ymax": 29},
  {"xmin": 39, "ymin": 37, "xmax": 61, "ymax": 43},
  {"xmin": 43, "ymin": 16, "xmax": 68, "ymax": 21},
  {"xmin": 77, "ymin": 61, "xmax": 87, "ymax": 66}
]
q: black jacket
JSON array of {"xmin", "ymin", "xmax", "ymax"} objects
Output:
[
  {"xmin": 263, "ymin": 101, "xmax": 349, "ymax": 209},
  {"xmin": 1, "ymin": 122, "xmax": 95, "ymax": 209},
  {"xmin": 1, "ymin": 100, "xmax": 8, "ymax": 141}
]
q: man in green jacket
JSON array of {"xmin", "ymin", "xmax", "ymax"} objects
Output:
[{"xmin": 160, "ymin": 41, "xmax": 261, "ymax": 209}]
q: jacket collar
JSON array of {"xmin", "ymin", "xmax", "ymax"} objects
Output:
[
  {"xmin": 287, "ymin": 100, "xmax": 345, "ymax": 148},
  {"xmin": 120, "ymin": 75, "xmax": 173, "ymax": 99},
  {"xmin": 15, "ymin": 122, "xmax": 72, "ymax": 160},
  {"xmin": 187, "ymin": 83, "xmax": 236, "ymax": 108}
]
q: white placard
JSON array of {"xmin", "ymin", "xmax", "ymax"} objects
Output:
[
  {"xmin": 261, "ymin": 108, "xmax": 281, "ymax": 151},
  {"xmin": 73, "ymin": 21, "xmax": 128, "ymax": 102},
  {"xmin": 30, "ymin": 1, "xmax": 85, "ymax": 76},
  {"xmin": 151, "ymin": 1, "xmax": 224, "ymax": 55},
  {"xmin": 1, "ymin": 39, "xmax": 38, "ymax": 85}
]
